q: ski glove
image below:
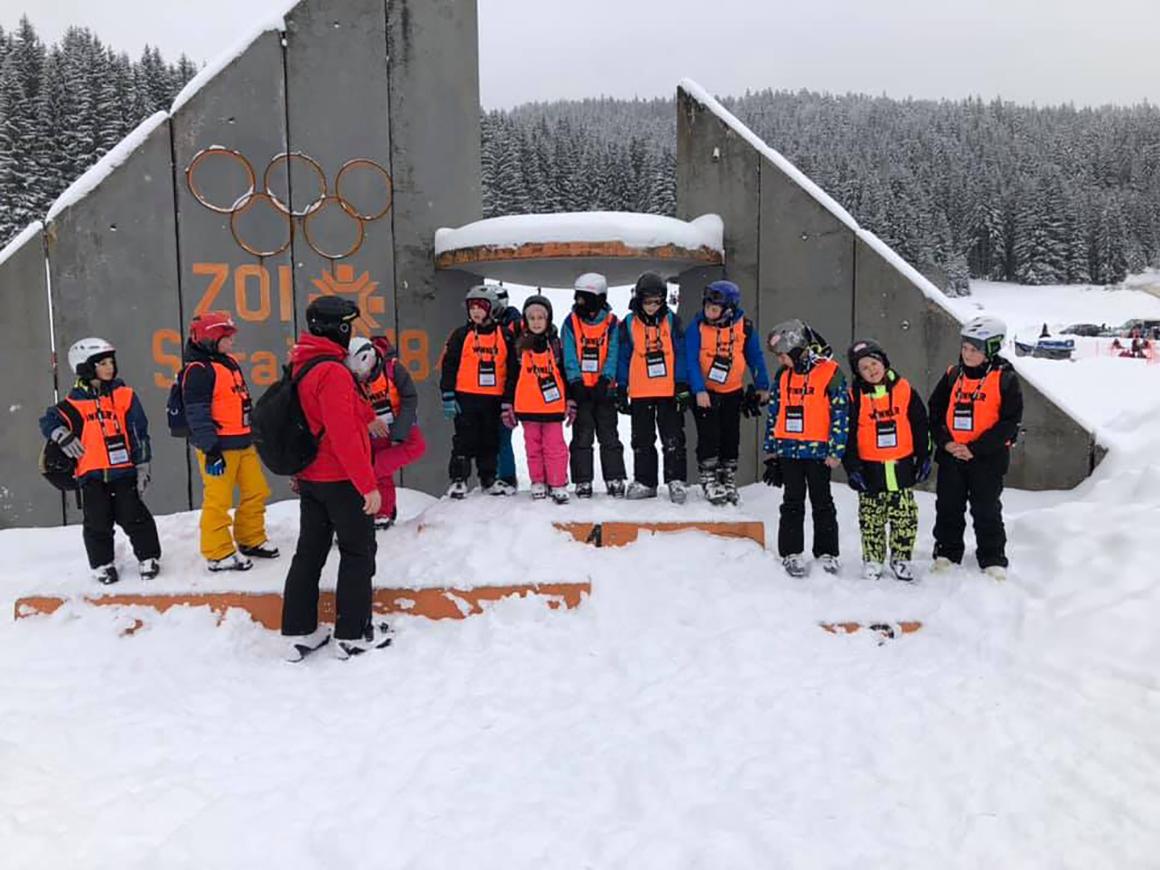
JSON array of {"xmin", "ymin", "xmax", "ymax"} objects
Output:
[
  {"xmin": 763, "ymin": 457, "xmax": 783, "ymax": 488},
  {"xmin": 136, "ymin": 462, "xmax": 151, "ymax": 497},
  {"xmin": 204, "ymin": 448, "xmax": 227, "ymax": 477},
  {"xmin": 568, "ymin": 380, "xmax": 592, "ymax": 403},
  {"xmin": 847, "ymin": 471, "xmax": 868, "ymax": 492},
  {"xmin": 50, "ymin": 426, "xmax": 85, "ymax": 460},
  {"xmin": 740, "ymin": 384, "xmax": 762, "ymax": 418},
  {"xmin": 593, "ymin": 376, "xmax": 611, "ymax": 402},
  {"xmin": 674, "ymin": 385, "xmax": 691, "ymax": 414},
  {"xmin": 565, "ymin": 399, "xmax": 578, "ymax": 426},
  {"xmin": 441, "ymin": 392, "xmax": 461, "ymax": 420},
  {"xmin": 916, "ymin": 457, "xmax": 933, "ymax": 483},
  {"xmin": 501, "ymin": 403, "xmax": 518, "ymax": 430},
  {"xmin": 616, "ymin": 388, "xmax": 631, "ymax": 416}
]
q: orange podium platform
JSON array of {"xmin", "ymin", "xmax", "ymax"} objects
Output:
[
  {"xmin": 555, "ymin": 520, "xmax": 765, "ymax": 548},
  {"xmin": 14, "ymin": 582, "xmax": 589, "ymax": 630}
]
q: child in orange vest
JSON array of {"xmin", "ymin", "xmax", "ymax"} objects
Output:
[
  {"xmin": 39, "ymin": 337, "xmax": 161, "ymax": 585},
  {"xmin": 504, "ymin": 295, "xmax": 573, "ymax": 504},
  {"xmin": 440, "ymin": 284, "xmax": 515, "ymax": 499},
  {"xmin": 346, "ymin": 336, "xmax": 426, "ymax": 528},
  {"xmin": 843, "ymin": 339, "xmax": 930, "ymax": 581},
  {"xmin": 762, "ymin": 319, "xmax": 848, "ymax": 578}
]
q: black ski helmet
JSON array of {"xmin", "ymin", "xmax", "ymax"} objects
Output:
[
  {"xmin": 634, "ymin": 271, "xmax": 667, "ymax": 300},
  {"xmin": 522, "ymin": 293, "xmax": 554, "ymax": 325},
  {"xmin": 847, "ymin": 338, "xmax": 891, "ymax": 376},
  {"xmin": 306, "ymin": 295, "xmax": 360, "ymax": 348}
]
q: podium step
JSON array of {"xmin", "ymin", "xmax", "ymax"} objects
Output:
[
  {"xmin": 820, "ymin": 621, "xmax": 923, "ymax": 640},
  {"xmin": 555, "ymin": 520, "xmax": 765, "ymax": 548}
]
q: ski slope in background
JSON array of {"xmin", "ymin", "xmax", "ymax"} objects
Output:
[{"xmin": 2, "ymin": 281, "xmax": 1158, "ymax": 868}]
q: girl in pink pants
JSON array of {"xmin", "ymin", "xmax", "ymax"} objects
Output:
[{"xmin": 503, "ymin": 294, "xmax": 574, "ymax": 504}]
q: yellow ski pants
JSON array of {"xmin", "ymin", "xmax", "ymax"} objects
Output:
[{"xmin": 197, "ymin": 445, "xmax": 271, "ymax": 560}]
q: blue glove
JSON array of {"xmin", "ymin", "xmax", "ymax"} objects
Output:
[
  {"xmin": 916, "ymin": 457, "xmax": 932, "ymax": 483},
  {"xmin": 441, "ymin": 392, "xmax": 461, "ymax": 420},
  {"xmin": 847, "ymin": 471, "xmax": 867, "ymax": 492},
  {"xmin": 204, "ymin": 449, "xmax": 226, "ymax": 477}
]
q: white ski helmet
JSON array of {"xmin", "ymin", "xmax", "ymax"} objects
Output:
[
  {"xmin": 464, "ymin": 283, "xmax": 501, "ymax": 320},
  {"xmin": 68, "ymin": 337, "xmax": 116, "ymax": 379},
  {"xmin": 574, "ymin": 272, "xmax": 609, "ymax": 297},
  {"xmin": 961, "ymin": 315, "xmax": 1006, "ymax": 358},
  {"xmin": 345, "ymin": 336, "xmax": 380, "ymax": 381}
]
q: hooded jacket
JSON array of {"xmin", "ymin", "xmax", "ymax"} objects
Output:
[{"xmin": 290, "ymin": 334, "xmax": 376, "ymax": 495}]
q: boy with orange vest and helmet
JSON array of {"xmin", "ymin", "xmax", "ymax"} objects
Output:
[
  {"xmin": 617, "ymin": 272, "xmax": 690, "ymax": 504},
  {"xmin": 182, "ymin": 311, "xmax": 276, "ymax": 572},
  {"xmin": 560, "ymin": 272, "xmax": 626, "ymax": 498},
  {"xmin": 762, "ymin": 319, "xmax": 849, "ymax": 578},
  {"xmin": 504, "ymin": 294, "xmax": 574, "ymax": 504},
  {"xmin": 843, "ymin": 339, "xmax": 930, "ymax": 582},
  {"xmin": 686, "ymin": 280, "xmax": 771, "ymax": 506},
  {"xmin": 346, "ymin": 336, "xmax": 425, "ymax": 528},
  {"xmin": 927, "ymin": 315, "xmax": 1023, "ymax": 581},
  {"xmin": 440, "ymin": 284, "xmax": 516, "ymax": 499},
  {"xmin": 39, "ymin": 338, "xmax": 161, "ymax": 584}
]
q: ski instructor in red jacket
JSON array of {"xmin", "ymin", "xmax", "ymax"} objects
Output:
[{"xmin": 281, "ymin": 296, "xmax": 389, "ymax": 661}]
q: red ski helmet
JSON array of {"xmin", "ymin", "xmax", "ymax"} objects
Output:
[{"xmin": 190, "ymin": 311, "xmax": 238, "ymax": 348}]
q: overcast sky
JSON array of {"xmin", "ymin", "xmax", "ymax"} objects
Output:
[{"xmin": 3, "ymin": 0, "xmax": 1159, "ymax": 109}]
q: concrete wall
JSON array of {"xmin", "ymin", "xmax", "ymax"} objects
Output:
[
  {"xmin": 387, "ymin": 0, "xmax": 482, "ymax": 493},
  {"xmin": 677, "ymin": 83, "xmax": 1098, "ymax": 491},
  {"xmin": 0, "ymin": 227, "xmax": 61, "ymax": 528}
]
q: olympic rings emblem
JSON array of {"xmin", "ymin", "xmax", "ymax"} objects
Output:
[{"xmin": 185, "ymin": 147, "xmax": 393, "ymax": 259}]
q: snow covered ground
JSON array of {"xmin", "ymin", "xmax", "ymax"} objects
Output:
[{"xmin": 2, "ymin": 282, "xmax": 1159, "ymax": 868}]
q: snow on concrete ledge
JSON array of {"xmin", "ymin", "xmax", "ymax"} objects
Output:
[
  {"xmin": 435, "ymin": 212, "xmax": 724, "ymax": 256},
  {"xmin": 0, "ymin": 221, "xmax": 43, "ymax": 271},
  {"xmin": 46, "ymin": 112, "xmax": 169, "ymax": 222}
]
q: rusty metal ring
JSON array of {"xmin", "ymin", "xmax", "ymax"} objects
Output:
[
  {"xmin": 228, "ymin": 191, "xmax": 293, "ymax": 258},
  {"xmin": 263, "ymin": 152, "xmax": 328, "ymax": 218},
  {"xmin": 334, "ymin": 158, "xmax": 393, "ymax": 222},
  {"xmin": 301, "ymin": 195, "xmax": 366, "ymax": 260},
  {"xmin": 186, "ymin": 147, "xmax": 257, "ymax": 215}
]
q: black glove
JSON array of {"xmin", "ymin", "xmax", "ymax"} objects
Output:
[
  {"xmin": 740, "ymin": 384, "xmax": 761, "ymax": 419},
  {"xmin": 569, "ymin": 380, "xmax": 592, "ymax": 403},
  {"xmin": 593, "ymin": 376, "xmax": 610, "ymax": 402},
  {"xmin": 674, "ymin": 383, "xmax": 691, "ymax": 414},
  {"xmin": 616, "ymin": 388, "xmax": 631, "ymax": 416},
  {"xmin": 763, "ymin": 457, "xmax": 783, "ymax": 488},
  {"xmin": 847, "ymin": 470, "xmax": 868, "ymax": 492},
  {"xmin": 915, "ymin": 456, "xmax": 933, "ymax": 483}
]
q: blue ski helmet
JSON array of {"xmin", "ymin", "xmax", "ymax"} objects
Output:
[{"xmin": 703, "ymin": 280, "xmax": 741, "ymax": 311}]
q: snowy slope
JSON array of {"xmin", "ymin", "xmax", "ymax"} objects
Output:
[{"xmin": 2, "ymin": 284, "xmax": 1159, "ymax": 868}]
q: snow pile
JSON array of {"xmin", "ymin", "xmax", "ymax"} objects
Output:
[
  {"xmin": 435, "ymin": 212, "xmax": 725, "ymax": 257},
  {"xmin": 45, "ymin": 113, "xmax": 169, "ymax": 222}
]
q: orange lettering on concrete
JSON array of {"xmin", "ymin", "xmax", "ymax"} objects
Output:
[
  {"xmin": 250, "ymin": 351, "xmax": 279, "ymax": 386},
  {"xmin": 235, "ymin": 264, "xmax": 271, "ymax": 322},
  {"xmin": 278, "ymin": 265, "xmax": 294, "ymax": 323},
  {"xmin": 193, "ymin": 263, "xmax": 230, "ymax": 315},
  {"xmin": 399, "ymin": 329, "xmax": 430, "ymax": 381},
  {"xmin": 152, "ymin": 328, "xmax": 182, "ymax": 389}
]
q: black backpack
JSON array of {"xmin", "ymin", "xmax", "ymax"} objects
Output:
[
  {"xmin": 166, "ymin": 365, "xmax": 190, "ymax": 438},
  {"xmin": 39, "ymin": 401, "xmax": 85, "ymax": 492},
  {"xmin": 252, "ymin": 357, "xmax": 347, "ymax": 476}
]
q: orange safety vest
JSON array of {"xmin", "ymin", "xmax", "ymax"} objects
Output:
[
  {"xmin": 208, "ymin": 360, "xmax": 252, "ymax": 437},
  {"xmin": 855, "ymin": 377, "xmax": 914, "ymax": 462},
  {"xmin": 628, "ymin": 314, "xmax": 675, "ymax": 398},
  {"xmin": 773, "ymin": 358, "xmax": 838, "ymax": 442},
  {"xmin": 571, "ymin": 312, "xmax": 614, "ymax": 388},
  {"xmin": 945, "ymin": 365, "xmax": 1003, "ymax": 444},
  {"xmin": 65, "ymin": 385, "xmax": 136, "ymax": 477},
  {"xmin": 455, "ymin": 326, "xmax": 508, "ymax": 396},
  {"xmin": 364, "ymin": 359, "xmax": 401, "ymax": 427},
  {"xmin": 514, "ymin": 346, "xmax": 566, "ymax": 416},
  {"xmin": 698, "ymin": 319, "xmax": 746, "ymax": 393}
]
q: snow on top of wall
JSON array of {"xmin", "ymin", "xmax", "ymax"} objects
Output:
[
  {"xmin": 0, "ymin": 221, "xmax": 43, "ymax": 271},
  {"xmin": 45, "ymin": 112, "xmax": 169, "ymax": 222},
  {"xmin": 169, "ymin": 0, "xmax": 297, "ymax": 114},
  {"xmin": 435, "ymin": 212, "xmax": 725, "ymax": 256},
  {"xmin": 679, "ymin": 78, "xmax": 860, "ymax": 234}
]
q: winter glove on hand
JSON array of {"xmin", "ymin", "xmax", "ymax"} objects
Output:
[
  {"xmin": 740, "ymin": 385, "xmax": 761, "ymax": 419},
  {"xmin": 565, "ymin": 399, "xmax": 578, "ymax": 426},
  {"xmin": 501, "ymin": 403, "xmax": 518, "ymax": 430},
  {"xmin": 441, "ymin": 391, "xmax": 461, "ymax": 420},
  {"xmin": 204, "ymin": 448, "xmax": 227, "ymax": 477},
  {"xmin": 616, "ymin": 388, "xmax": 631, "ymax": 416},
  {"xmin": 674, "ymin": 384, "xmax": 691, "ymax": 414},
  {"xmin": 916, "ymin": 456, "xmax": 933, "ymax": 483},
  {"xmin": 763, "ymin": 457, "xmax": 783, "ymax": 488},
  {"xmin": 847, "ymin": 471, "xmax": 868, "ymax": 493},
  {"xmin": 568, "ymin": 380, "xmax": 591, "ymax": 403},
  {"xmin": 593, "ymin": 376, "xmax": 611, "ymax": 402},
  {"xmin": 50, "ymin": 426, "xmax": 85, "ymax": 460},
  {"xmin": 135, "ymin": 462, "xmax": 151, "ymax": 497}
]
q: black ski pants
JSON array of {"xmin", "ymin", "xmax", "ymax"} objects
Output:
[
  {"xmin": 778, "ymin": 458, "xmax": 839, "ymax": 558},
  {"xmin": 630, "ymin": 397, "xmax": 686, "ymax": 487},
  {"xmin": 450, "ymin": 393, "xmax": 501, "ymax": 485},
  {"xmin": 80, "ymin": 475, "xmax": 160, "ymax": 569},
  {"xmin": 282, "ymin": 479, "xmax": 376, "ymax": 640},
  {"xmin": 570, "ymin": 396, "xmax": 625, "ymax": 484},
  {"xmin": 692, "ymin": 389, "xmax": 742, "ymax": 467},
  {"xmin": 933, "ymin": 452, "xmax": 1008, "ymax": 568}
]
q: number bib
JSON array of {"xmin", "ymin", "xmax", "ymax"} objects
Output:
[
  {"xmin": 875, "ymin": 420, "xmax": 898, "ymax": 449},
  {"xmin": 953, "ymin": 402, "xmax": 974, "ymax": 432},
  {"xmin": 241, "ymin": 395, "xmax": 253, "ymax": 429},
  {"xmin": 539, "ymin": 374, "xmax": 561, "ymax": 404},
  {"xmin": 478, "ymin": 358, "xmax": 497, "ymax": 389},
  {"xmin": 581, "ymin": 343, "xmax": 600, "ymax": 374},
  {"xmin": 708, "ymin": 354, "xmax": 732, "ymax": 384},
  {"xmin": 105, "ymin": 434, "xmax": 130, "ymax": 466},
  {"xmin": 646, "ymin": 350, "xmax": 668, "ymax": 379},
  {"xmin": 784, "ymin": 405, "xmax": 805, "ymax": 434}
]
